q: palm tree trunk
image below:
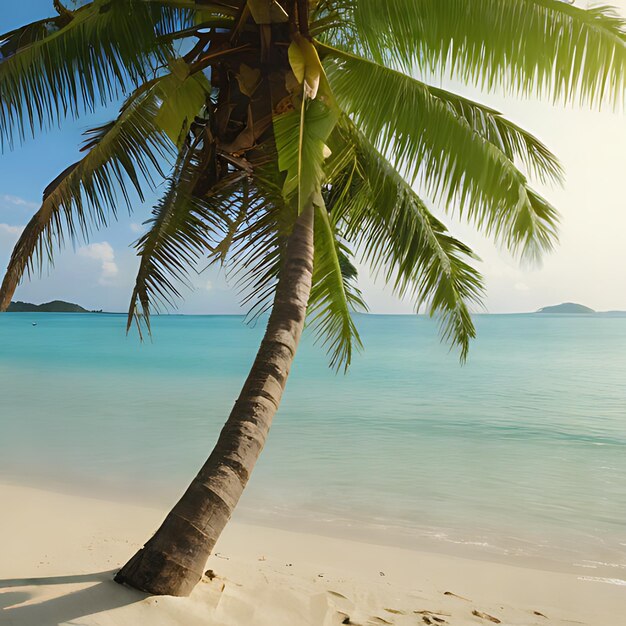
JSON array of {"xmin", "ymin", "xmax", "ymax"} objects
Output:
[{"xmin": 114, "ymin": 204, "xmax": 315, "ymax": 596}]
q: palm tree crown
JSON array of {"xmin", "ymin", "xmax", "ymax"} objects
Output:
[{"xmin": 3, "ymin": 0, "xmax": 624, "ymax": 367}]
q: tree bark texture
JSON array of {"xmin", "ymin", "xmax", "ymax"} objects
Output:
[{"xmin": 114, "ymin": 204, "xmax": 315, "ymax": 596}]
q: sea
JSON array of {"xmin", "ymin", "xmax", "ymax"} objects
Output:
[{"xmin": 1, "ymin": 312, "xmax": 625, "ymax": 583}]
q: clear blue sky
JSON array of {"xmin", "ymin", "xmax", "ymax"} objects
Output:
[{"xmin": 2, "ymin": 0, "xmax": 626, "ymax": 314}]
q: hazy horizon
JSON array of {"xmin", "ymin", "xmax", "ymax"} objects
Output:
[{"xmin": 7, "ymin": 298, "xmax": 626, "ymax": 316}]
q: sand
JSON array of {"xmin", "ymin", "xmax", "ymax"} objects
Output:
[{"xmin": 0, "ymin": 483, "xmax": 623, "ymax": 626}]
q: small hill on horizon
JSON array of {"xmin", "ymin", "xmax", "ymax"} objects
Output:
[
  {"xmin": 536, "ymin": 302, "xmax": 595, "ymax": 314},
  {"xmin": 7, "ymin": 300, "xmax": 89, "ymax": 313}
]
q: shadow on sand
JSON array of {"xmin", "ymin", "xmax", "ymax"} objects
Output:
[{"xmin": 0, "ymin": 570, "xmax": 145, "ymax": 626}]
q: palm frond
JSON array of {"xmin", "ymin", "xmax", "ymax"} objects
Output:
[
  {"xmin": 308, "ymin": 205, "xmax": 366, "ymax": 371},
  {"xmin": 322, "ymin": 46, "xmax": 560, "ymax": 260},
  {"xmin": 274, "ymin": 97, "xmax": 338, "ymax": 213},
  {"xmin": 0, "ymin": 80, "xmax": 174, "ymax": 312},
  {"xmin": 327, "ymin": 121, "xmax": 485, "ymax": 361},
  {"xmin": 154, "ymin": 59, "xmax": 212, "ymax": 147},
  {"xmin": 272, "ymin": 64, "xmax": 364, "ymax": 365},
  {"xmin": 0, "ymin": 0, "xmax": 194, "ymax": 148},
  {"xmin": 148, "ymin": 0, "xmax": 238, "ymax": 26},
  {"xmin": 128, "ymin": 142, "xmax": 240, "ymax": 334},
  {"xmin": 425, "ymin": 84, "xmax": 563, "ymax": 185},
  {"xmin": 219, "ymin": 157, "xmax": 366, "ymax": 371},
  {"xmin": 310, "ymin": 0, "xmax": 353, "ymax": 39},
  {"xmin": 226, "ymin": 141, "xmax": 325, "ymax": 322},
  {"xmin": 0, "ymin": 17, "xmax": 67, "ymax": 59},
  {"xmin": 148, "ymin": 0, "xmax": 240, "ymax": 11},
  {"xmin": 221, "ymin": 177, "xmax": 289, "ymax": 322},
  {"xmin": 348, "ymin": 0, "xmax": 626, "ymax": 106},
  {"xmin": 316, "ymin": 39, "xmax": 563, "ymax": 184}
]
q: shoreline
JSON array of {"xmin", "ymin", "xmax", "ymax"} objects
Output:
[
  {"xmin": 1, "ymin": 482, "xmax": 624, "ymax": 625},
  {"xmin": 2, "ymin": 474, "xmax": 624, "ymax": 583}
]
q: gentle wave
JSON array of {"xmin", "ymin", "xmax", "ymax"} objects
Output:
[{"xmin": 577, "ymin": 577, "xmax": 626, "ymax": 586}]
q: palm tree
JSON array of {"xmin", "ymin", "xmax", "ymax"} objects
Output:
[{"xmin": 1, "ymin": 0, "xmax": 624, "ymax": 597}]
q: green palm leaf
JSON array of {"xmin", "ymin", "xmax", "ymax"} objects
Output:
[
  {"xmin": 424, "ymin": 84, "xmax": 563, "ymax": 185},
  {"xmin": 229, "ymin": 200, "xmax": 287, "ymax": 321},
  {"xmin": 0, "ymin": 65, "xmax": 211, "ymax": 312},
  {"xmin": 272, "ymin": 64, "xmax": 359, "ymax": 366},
  {"xmin": 1, "ymin": 0, "xmax": 611, "ymax": 366},
  {"xmin": 308, "ymin": 205, "xmax": 366, "ymax": 371},
  {"xmin": 322, "ymin": 46, "xmax": 560, "ymax": 260},
  {"xmin": 348, "ymin": 0, "xmax": 626, "ymax": 105},
  {"xmin": 154, "ymin": 59, "xmax": 212, "ymax": 147},
  {"xmin": 274, "ymin": 98, "xmax": 338, "ymax": 213},
  {"xmin": 0, "ymin": 81, "xmax": 173, "ymax": 312},
  {"xmin": 128, "ymin": 146, "xmax": 239, "ymax": 335},
  {"xmin": 0, "ymin": 0, "xmax": 193, "ymax": 147},
  {"xmin": 327, "ymin": 122, "xmax": 484, "ymax": 361}
]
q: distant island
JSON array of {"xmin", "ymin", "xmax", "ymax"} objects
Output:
[
  {"xmin": 7, "ymin": 300, "xmax": 90, "ymax": 313},
  {"xmin": 536, "ymin": 302, "xmax": 595, "ymax": 314},
  {"xmin": 535, "ymin": 302, "xmax": 626, "ymax": 316}
]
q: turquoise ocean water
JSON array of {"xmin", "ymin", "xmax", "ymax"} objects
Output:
[{"xmin": 1, "ymin": 313, "xmax": 625, "ymax": 580}]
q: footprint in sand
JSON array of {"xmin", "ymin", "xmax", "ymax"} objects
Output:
[
  {"xmin": 415, "ymin": 609, "xmax": 451, "ymax": 620},
  {"xmin": 313, "ymin": 590, "xmax": 357, "ymax": 625},
  {"xmin": 443, "ymin": 590, "xmax": 471, "ymax": 601},
  {"xmin": 471, "ymin": 608, "xmax": 501, "ymax": 623},
  {"xmin": 416, "ymin": 610, "xmax": 451, "ymax": 615},
  {"xmin": 415, "ymin": 611, "xmax": 448, "ymax": 625}
]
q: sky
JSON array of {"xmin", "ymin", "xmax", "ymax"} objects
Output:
[{"xmin": 1, "ymin": 0, "xmax": 625, "ymax": 315}]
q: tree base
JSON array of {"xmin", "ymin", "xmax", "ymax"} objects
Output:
[{"xmin": 114, "ymin": 546, "xmax": 202, "ymax": 597}]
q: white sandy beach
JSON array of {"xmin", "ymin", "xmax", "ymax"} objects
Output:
[{"xmin": 0, "ymin": 483, "xmax": 624, "ymax": 626}]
